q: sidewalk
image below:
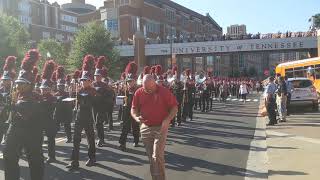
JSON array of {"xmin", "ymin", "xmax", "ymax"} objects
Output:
[{"xmin": 266, "ymin": 108, "xmax": 320, "ymax": 180}]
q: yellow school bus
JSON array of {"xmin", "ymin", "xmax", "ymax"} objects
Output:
[{"xmin": 275, "ymin": 57, "xmax": 320, "ymax": 94}]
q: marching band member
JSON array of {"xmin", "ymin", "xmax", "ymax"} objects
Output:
[
  {"xmin": 54, "ymin": 66, "xmax": 73, "ymax": 143},
  {"xmin": 119, "ymin": 62, "xmax": 140, "ymax": 151},
  {"xmin": 0, "ymin": 56, "xmax": 16, "ymax": 145},
  {"xmin": 170, "ymin": 66, "xmax": 184, "ymax": 126},
  {"xmin": 4, "ymin": 49, "xmax": 44, "ymax": 180},
  {"xmin": 67, "ymin": 55, "xmax": 97, "ymax": 169},
  {"xmin": 101, "ymin": 66, "xmax": 116, "ymax": 131},
  {"xmin": 93, "ymin": 56, "xmax": 109, "ymax": 147},
  {"xmin": 39, "ymin": 60, "xmax": 57, "ymax": 163}
]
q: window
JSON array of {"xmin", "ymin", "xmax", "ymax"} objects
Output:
[
  {"xmin": 165, "ymin": 9, "xmax": 175, "ymax": 21},
  {"xmin": 42, "ymin": 32, "xmax": 50, "ymax": 39},
  {"xmin": 105, "ymin": 19, "xmax": 118, "ymax": 31},
  {"xmin": 239, "ymin": 54, "xmax": 245, "ymax": 68},
  {"xmin": 290, "ymin": 80, "xmax": 313, "ymax": 88},
  {"xmin": 182, "ymin": 58, "xmax": 192, "ymax": 70},
  {"xmin": 18, "ymin": 1, "xmax": 31, "ymax": 14},
  {"xmin": 120, "ymin": 0, "xmax": 130, "ymax": 6},
  {"xmin": 207, "ymin": 56, "xmax": 214, "ymax": 66},
  {"xmin": 315, "ymin": 68, "xmax": 320, "ymax": 79},
  {"xmin": 61, "ymin": 14, "xmax": 77, "ymax": 23},
  {"xmin": 61, "ymin": 25, "xmax": 77, "ymax": 33},
  {"xmin": 285, "ymin": 68, "xmax": 294, "ymax": 78},
  {"xmin": 146, "ymin": 21, "xmax": 160, "ymax": 34},
  {"xmin": 19, "ymin": 15, "xmax": 31, "ymax": 24},
  {"xmin": 195, "ymin": 57, "xmax": 203, "ymax": 72},
  {"xmin": 181, "ymin": 16, "xmax": 188, "ymax": 27}
]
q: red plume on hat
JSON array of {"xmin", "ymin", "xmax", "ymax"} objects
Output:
[
  {"xmin": 151, "ymin": 66, "xmax": 156, "ymax": 74},
  {"xmin": 73, "ymin": 70, "xmax": 81, "ymax": 79},
  {"xmin": 32, "ymin": 67, "xmax": 38, "ymax": 82},
  {"xmin": 185, "ymin": 69, "xmax": 191, "ymax": 77},
  {"xmin": 172, "ymin": 65, "xmax": 178, "ymax": 75},
  {"xmin": 42, "ymin": 60, "xmax": 56, "ymax": 80},
  {"xmin": 82, "ymin": 54, "xmax": 95, "ymax": 71},
  {"xmin": 56, "ymin": 66, "xmax": 65, "ymax": 80},
  {"xmin": 95, "ymin": 56, "xmax": 106, "ymax": 69},
  {"xmin": 3, "ymin": 56, "xmax": 16, "ymax": 71},
  {"xmin": 65, "ymin": 74, "xmax": 71, "ymax": 82},
  {"xmin": 35, "ymin": 74, "xmax": 41, "ymax": 83},
  {"xmin": 21, "ymin": 49, "xmax": 40, "ymax": 72},
  {"xmin": 51, "ymin": 71, "xmax": 57, "ymax": 82},
  {"xmin": 120, "ymin": 72, "xmax": 126, "ymax": 80},
  {"xmin": 207, "ymin": 71, "xmax": 213, "ymax": 78},
  {"xmin": 125, "ymin": 61, "xmax": 138, "ymax": 76},
  {"xmin": 3, "ymin": 56, "xmax": 17, "ymax": 79},
  {"xmin": 143, "ymin": 66, "xmax": 151, "ymax": 75},
  {"xmin": 155, "ymin": 65, "xmax": 162, "ymax": 76},
  {"xmin": 101, "ymin": 67, "xmax": 108, "ymax": 78}
]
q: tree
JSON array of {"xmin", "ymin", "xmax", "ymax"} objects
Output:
[
  {"xmin": 0, "ymin": 14, "xmax": 29, "ymax": 67},
  {"xmin": 68, "ymin": 21, "xmax": 123, "ymax": 79},
  {"xmin": 310, "ymin": 14, "xmax": 320, "ymax": 29},
  {"xmin": 38, "ymin": 39, "xmax": 68, "ymax": 68}
]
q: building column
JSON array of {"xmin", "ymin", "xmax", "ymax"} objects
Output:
[{"xmin": 134, "ymin": 31, "xmax": 145, "ymax": 72}]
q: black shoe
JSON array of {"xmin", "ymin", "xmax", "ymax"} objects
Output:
[
  {"xmin": 280, "ymin": 120, "xmax": 287, "ymax": 122},
  {"xmin": 133, "ymin": 143, "xmax": 140, "ymax": 147},
  {"xmin": 46, "ymin": 158, "xmax": 56, "ymax": 164},
  {"xmin": 96, "ymin": 140, "xmax": 105, "ymax": 147},
  {"xmin": 119, "ymin": 144, "xmax": 126, "ymax": 152},
  {"xmin": 66, "ymin": 162, "xmax": 79, "ymax": 169},
  {"xmin": 177, "ymin": 123, "xmax": 182, "ymax": 126},
  {"xmin": 66, "ymin": 139, "xmax": 72, "ymax": 143},
  {"xmin": 85, "ymin": 159, "xmax": 96, "ymax": 167}
]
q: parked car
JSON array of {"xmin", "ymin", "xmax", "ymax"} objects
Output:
[{"xmin": 288, "ymin": 78, "xmax": 319, "ymax": 109}]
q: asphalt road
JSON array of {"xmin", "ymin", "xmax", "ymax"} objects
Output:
[{"xmin": 0, "ymin": 94, "xmax": 266, "ymax": 180}]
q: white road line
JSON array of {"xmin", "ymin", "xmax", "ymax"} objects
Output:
[
  {"xmin": 267, "ymin": 130, "xmax": 320, "ymax": 144},
  {"xmin": 244, "ymin": 98, "xmax": 268, "ymax": 180},
  {"xmin": 253, "ymin": 99, "xmax": 259, "ymax": 102},
  {"xmin": 246, "ymin": 99, "xmax": 252, "ymax": 102}
]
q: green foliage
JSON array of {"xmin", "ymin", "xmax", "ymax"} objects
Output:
[
  {"xmin": 38, "ymin": 39, "xmax": 68, "ymax": 69},
  {"xmin": 312, "ymin": 13, "xmax": 320, "ymax": 29},
  {"xmin": 0, "ymin": 14, "xmax": 29, "ymax": 67},
  {"xmin": 68, "ymin": 21, "xmax": 122, "ymax": 79}
]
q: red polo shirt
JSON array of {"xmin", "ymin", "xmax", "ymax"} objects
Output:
[{"xmin": 132, "ymin": 85, "xmax": 178, "ymax": 126}]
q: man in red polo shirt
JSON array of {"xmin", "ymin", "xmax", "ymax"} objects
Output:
[{"xmin": 131, "ymin": 74, "xmax": 178, "ymax": 180}]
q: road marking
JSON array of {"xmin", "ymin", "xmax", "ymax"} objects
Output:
[
  {"xmin": 267, "ymin": 130, "xmax": 320, "ymax": 144},
  {"xmin": 253, "ymin": 99, "xmax": 259, "ymax": 102},
  {"xmin": 244, "ymin": 98, "xmax": 268, "ymax": 180}
]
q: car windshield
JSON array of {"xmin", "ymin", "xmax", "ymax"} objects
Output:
[{"xmin": 290, "ymin": 80, "xmax": 313, "ymax": 88}]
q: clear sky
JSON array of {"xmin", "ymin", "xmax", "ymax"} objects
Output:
[{"xmin": 50, "ymin": 0, "xmax": 320, "ymax": 34}]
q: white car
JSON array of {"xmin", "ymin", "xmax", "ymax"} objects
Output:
[{"xmin": 288, "ymin": 78, "xmax": 319, "ymax": 109}]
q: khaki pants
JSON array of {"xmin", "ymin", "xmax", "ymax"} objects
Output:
[
  {"xmin": 140, "ymin": 123, "xmax": 168, "ymax": 180},
  {"xmin": 276, "ymin": 95, "xmax": 287, "ymax": 121}
]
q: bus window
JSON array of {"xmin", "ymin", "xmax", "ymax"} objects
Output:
[
  {"xmin": 315, "ymin": 64, "xmax": 320, "ymax": 68},
  {"xmin": 294, "ymin": 70, "xmax": 306, "ymax": 78},
  {"xmin": 315, "ymin": 68, "xmax": 320, "ymax": 79},
  {"xmin": 285, "ymin": 68, "xmax": 294, "ymax": 78}
]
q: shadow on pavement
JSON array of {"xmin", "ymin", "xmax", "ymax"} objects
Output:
[{"xmin": 269, "ymin": 170, "xmax": 308, "ymax": 176}]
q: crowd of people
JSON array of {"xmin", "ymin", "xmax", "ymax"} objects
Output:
[
  {"xmin": 116, "ymin": 30, "xmax": 318, "ymax": 45},
  {"xmin": 0, "ymin": 50, "xmax": 263, "ymax": 180}
]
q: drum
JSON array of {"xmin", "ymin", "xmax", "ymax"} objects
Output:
[{"xmin": 116, "ymin": 96, "xmax": 125, "ymax": 106}]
